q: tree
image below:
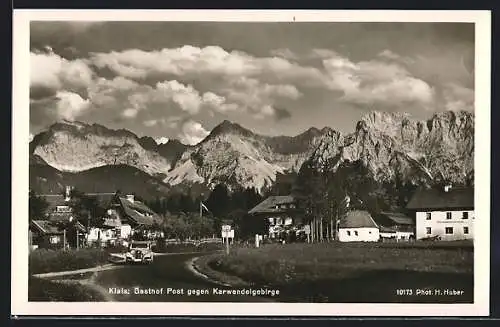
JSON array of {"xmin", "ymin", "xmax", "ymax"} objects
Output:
[
  {"xmin": 166, "ymin": 193, "xmax": 182, "ymax": 213},
  {"xmin": 179, "ymin": 194, "xmax": 195, "ymax": 213},
  {"xmin": 29, "ymin": 189, "xmax": 49, "ymax": 222},
  {"xmin": 206, "ymin": 184, "xmax": 230, "ymax": 219},
  {"xmin": 243, "ymin": 187, "xmax": 263, "ymax": 210},
  {"xmin": 292, "ymin": 159, "xmax": 323, "ymax": 241},
  {"xmin": 270, "ymin": 172, "xmax": 296, "ymax": 196},
  {"xmin": 67, "ymin": 188, "xmax": 106, "ymax": 229}
]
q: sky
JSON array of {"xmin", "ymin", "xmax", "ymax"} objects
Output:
[{"xmin": 29, "ymin": 21, "xmax": 474, "ymax": 145}]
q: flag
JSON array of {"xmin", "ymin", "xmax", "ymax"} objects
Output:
[{"xmin": 200, "ymin": 202, "xmax": 210, "ymax": 213}]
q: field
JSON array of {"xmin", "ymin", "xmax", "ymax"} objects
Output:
[
  {"xmin": 29, "ymin": 248, "xmax": 110, "ymax": 274},
  {"xmin": 205, "ymin": 240, "xmax": 474, "ymax": 303}
]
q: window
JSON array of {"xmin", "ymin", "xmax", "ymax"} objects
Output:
[
  {"xmin": 57, "ymin": 206, "xmax": 70, "ymax": 212},
  {"xmin": 463, "ymin": 227, "xmax": 469, "ymax": 234},
  {"xmin": 446, "ymin": 212, "xmax": 452, "ymax": 220},
  {"xmin": 445, "ymin": 227, "xmax": 454, "ymax": 234},
  {"xmin": 49, "ymin": 236, "xmax": 60, "ymax": 244},
  {"xmin": 462, "ymin": 212, "xmax": 469, "ymax": 219},
  {"xmin": 347, "ymin": 231, "xmax": 351, "ymax": 236},
  {"xmin": 354, "ymin": 231, "xmax": 358, "ymax": 236},
  {"xmin": 426, "ymin": 212, "xmax": 432, "ymax": 220},
  {"xmin": 426, "ymin": 227, "xmax": 432, "ymax": 235}
]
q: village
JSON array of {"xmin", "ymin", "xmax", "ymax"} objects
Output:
[{"xmin": 29, "ymin": 183, "xmax": 474, "ymax": 252}]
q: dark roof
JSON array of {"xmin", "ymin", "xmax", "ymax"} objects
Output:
[
  {"xmin": 49, "ymin": 211, "xmax": 74, "ymax": 224},
  {"xmin": 40, "ymin": 194, "xmax": 67, "ymax": 209},
  {"xmin": 379, "ymin": 225, "xmax": 397, "ymax": 233},
  {"xmin": 40, "ymin": 193, "xmax": 116, "ymax": 210},
  {"xmin": 406, "ymin": 187, "xmax": 474, "ymax": 210},
  {"xmin": 31, "ymin": 220, "xmax": 63, "ymax": 234},
  {"xmin": 31, "ymin": 220, "xmax": 86, "ymax": 234},
  {"xmin": 118, "ymin": 197, "xmax": 161, "ymax": 226},
  {"xmin": 380, "ymin": 212, "xmax": 414, "ymax": 225},
  {"xmin": 339, "ymin": 210, "xmax": 379, "ymax": 229},
  {"xmin": 248, "ymin": 195, "xmax": 297, "ymax": 214}
]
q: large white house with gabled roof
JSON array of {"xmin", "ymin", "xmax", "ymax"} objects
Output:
[{"xmin": 406, "ymin": 185, "xmax": 474, "ymax": 241}]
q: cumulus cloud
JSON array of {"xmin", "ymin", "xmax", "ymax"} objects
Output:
[
  {"xmin": 88, "ymin": 45, "xmax": 435, "ymax": 112},
  {"xmin": 31, "ymin": 41, "xmax": 465, "ymax": 137},
  {"xmin": 220, "ymin": 77, "xmax": 302, "ymax": 119},
  {"xmin": 321, "ymin": 52, "xmax": 434, "ymax": 107},
  {"xmin": 89, "ymin": 45, "xmax": 325, "ymax": 87},
  {"xmin": 109, "ymin": 79, "xmax": 239, "ymax": 117},
  {"xmin": 55, "ymin": 91, "xmax": 91, "ymax": 121},
  {"xmin": 30, "ymin": 50, "xmax": 94, "ymax": 96},
  {"xmin": 143, "ymin": 119, "xmax": 159, "ymax": 127},
  {"xmin": 378, "ymin": 49, "xmax": 415, "ymax": 65},
  {"xmin": 178, "ymin": 120, "xmax": 210, "ymax": 145},
  {"xmin": 156, "ymin": 80, "xmax": 206, "ymax": 114},
  {"xmin": 441, "ymin": 83, "xmax": 474, "ymax": 112},
  {"xmin": 122, "ymin": 108, "xmax": 139, "ymax": 118},
  {"xmin": 155, "ymin": 137, "xmax": 170, "ymax": 145},
  {"xmin": 270, "ymin": 48, "xmax": 299, "ymax": 60}
]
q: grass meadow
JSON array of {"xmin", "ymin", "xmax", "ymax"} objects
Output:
[{"xmin": 205, "ymin": 240, "xmax": 474, "ymax": 302}]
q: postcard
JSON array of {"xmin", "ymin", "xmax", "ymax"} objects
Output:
[{"xmin": 12, "ymin": 9, "xmax": 491, "ymax": 317}]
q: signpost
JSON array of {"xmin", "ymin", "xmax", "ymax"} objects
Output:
[{"xmin": 221, "ymin": 224, "xmax": 233, "ymax": 255}]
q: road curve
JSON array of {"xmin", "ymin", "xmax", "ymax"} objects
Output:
[{"xmin": 92, "ymin": 252, "xmax": 277, "ymax": 302}]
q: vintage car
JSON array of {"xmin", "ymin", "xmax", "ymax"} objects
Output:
[{"xmin": 125, "ymin": 241, "xmax": 154, "ymax": 264}]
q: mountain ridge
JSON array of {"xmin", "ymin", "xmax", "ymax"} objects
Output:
[{"xmin": 30, "ymin": 110, "xmax": 474, "ymax": 194}]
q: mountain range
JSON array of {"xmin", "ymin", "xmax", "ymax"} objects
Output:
[{"xmin": 29, "ymin": 110, "xmax": 474, "ymax": 198}]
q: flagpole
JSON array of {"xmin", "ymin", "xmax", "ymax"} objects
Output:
[{"xmin": 200, "ymin": 201, "xmax": 202, "ymax": 219}]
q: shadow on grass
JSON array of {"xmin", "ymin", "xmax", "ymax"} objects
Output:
[
  {"xmin": 271, "ymin": 270, "xmax": 473, "ymax": 303},
  {"xmin": 28, "ymin": 276, "xmax": 105, "ymax": 302}
]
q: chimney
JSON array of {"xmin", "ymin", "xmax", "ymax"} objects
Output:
[
  {"xmin": 444, "ymin": 184, "xmax": 452, "ymax": 192},
  {"xmin": 65, "ymin": 186, "xmax": 72, "ymax": 202},
  {"xmin": 126, "ymin": 194, "xmax": 135, "ymax": 203}
]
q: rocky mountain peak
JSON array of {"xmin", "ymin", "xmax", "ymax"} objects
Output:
[
  {"xmin": 31, "ymin": 119, "xmax": 172, "ymax": 175},
  {"xmin": 208, "ymin": 120, "xmax": 254, "ymax": 138}
]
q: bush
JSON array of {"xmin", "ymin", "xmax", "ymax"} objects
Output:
[
  {"xmin": 151, "ymin": 239, "xmax": 224, "ymax": 253},
  {"xmin": 29, "ymin": 248, "xmax": 109, "ymax": 275}
]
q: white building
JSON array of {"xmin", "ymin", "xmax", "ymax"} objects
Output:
[
  {"xmin": 338, "ymin": 210, "xmax": 380, "ymax": 242},
  {"xmin": 406, "ymin": 185, "xmax": 474, "ymax": 241}
]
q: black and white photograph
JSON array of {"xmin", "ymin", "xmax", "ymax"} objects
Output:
[{"xmin": 12, "ymin": 10, "xmax": 491, "ymax": 316}]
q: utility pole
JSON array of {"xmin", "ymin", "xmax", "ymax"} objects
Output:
[{"xmin": 63, "ymin": 228, "xmax": 66, "ymax": 250}]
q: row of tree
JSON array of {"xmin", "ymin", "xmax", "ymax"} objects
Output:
[{"xmin": 291, "ymin": 157, "xmax": 419, "ymax": 242}]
